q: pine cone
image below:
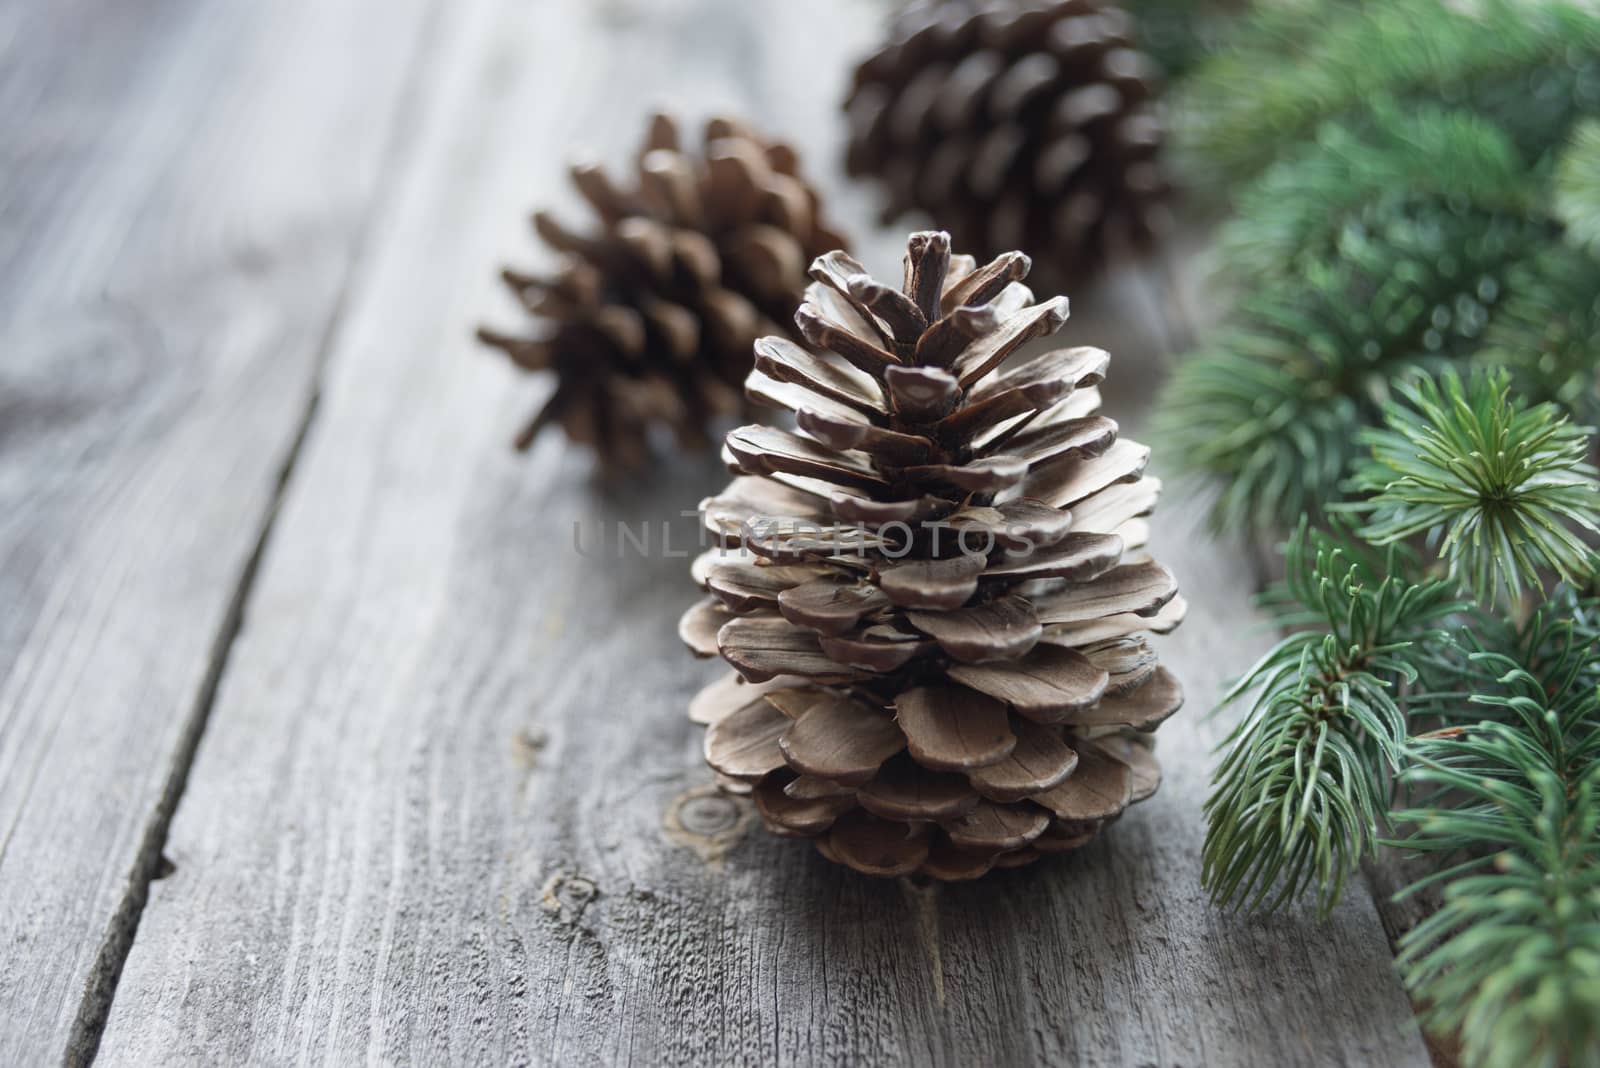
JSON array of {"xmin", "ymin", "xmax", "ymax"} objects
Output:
[
  {"xmin": 844, "ymin": 0, "xmax": 1170, "ymax": 287},
  {"xmin": 478, "ymin": 113, "xmax": 849, "ymax": 470},
  {"xmin": 680, "ymin": 231, "xmax": 1186, "ymax": 880}
]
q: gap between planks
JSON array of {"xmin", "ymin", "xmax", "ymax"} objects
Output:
[
  {"xmin": 54, "ymin": 3, "xmax": 453, "ymax": 1061},
  {"xmin": 63, "ymin": 388, "xmax": 318, "ymax": 1067}
]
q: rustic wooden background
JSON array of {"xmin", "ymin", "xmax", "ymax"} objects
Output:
[{"xmin": 1, "ymin": 0, "xmax": 1432, "ymax": 1064}]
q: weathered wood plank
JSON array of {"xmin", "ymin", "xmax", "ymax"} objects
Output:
[
  {"xmin": 99, "ymin": 0, "xmax": 1429, "ymax": 1063},
  {"xmin": 0, "ymin": 0, "xmax": 440, "ymax": 1062}
]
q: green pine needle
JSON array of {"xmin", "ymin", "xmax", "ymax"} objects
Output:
[
  {"xmin": 1481, "ymin": 248, "xmax": 1600, "ymax": 427},
  {"xmin": 1220, "ymin": 105, "xmax": 1529, "ymax": 283},
  {"xmin": 1555, "ymin": 119, "xmax": 1600, "ymax": 253},
  {"xmin": 1170, "ymin": 0, "xmax": 1600, "ymax": 1048},
  {"xmin": 1180, "ymin": 0, "xmax": 1600, "ymax": 191},
  {"xmin": 1202, "ymin": 523, "xmax": 1464, "ymax": 916},
  {"xmin": 1155, "ymin": 205, "xmax": 1542, "ymax": 534},
  {"xmin": 1347, "ymin": 369, "xmax": 1600, "ymax": 604},
  {"xmin": 1119, "ymin": 0, "xmax": 1245, "ymax": 80},
  {"xmin": 1395, "ymin": 600, "xmax": 1600, "ymax": 1068}
]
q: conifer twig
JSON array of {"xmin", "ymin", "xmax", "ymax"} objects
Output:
[
  {"xmin": 1202, "ymin": 524, "xmax": 1463, "ymax": 915},
  {"xmin": 1395, "ymin": 598, "xmax": 1600, "ymax": 1068}
]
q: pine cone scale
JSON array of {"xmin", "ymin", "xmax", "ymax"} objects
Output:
[
  {"xmin": 967, "ymin": 717, "xmax": 1080, "ymax": 801},
  {"xmin": 777, "ymin": 695, "xmax": 904, "ymax": 785}
]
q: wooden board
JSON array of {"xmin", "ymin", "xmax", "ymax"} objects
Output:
[
  {"xmin": 0, "ymin": 0, "xmax": 440, "ymax": 1062},
  {"xmin": 91, "ymin": 0, "xmax": 1430, "ymax": 1063}
]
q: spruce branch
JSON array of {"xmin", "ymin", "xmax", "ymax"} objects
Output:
[
  {"xmin": 1394, "ymin": 600, "xmax": 1600, "ymax": 1068},
  {"xmin": 1482, "ymin": 248, "xmax": 1600, "ymax": 427},
  {"xmin": 1555, "ymin": 119, "xmax": 1600, "ymax": 254},
  {"xmin": 1220, "ymin": 105, "xmax": 1529, "ymax": 283},
  {"xmin": 1155, "ymin": 205, "xmax": 1544, "ymax": 533},
  {"xmin": 1202, "ymin": 524, "xmax": 1465, "ymax": 916},
  {"xmin": 1347, "ymin": 369, "xmax": 1600, "ymax": 604},
  {"xmin": 1180, "ymin": 0, "xmax": 1600, "ymax": 191}
]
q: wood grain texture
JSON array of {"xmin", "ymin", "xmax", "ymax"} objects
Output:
[
  {"xmin": 0, "ymin": 0, "xmax": 438, "ymax": 1061},
  {"xmin": 95, "ymin": 1, "xmax": 1430, "ymax": 1063}
]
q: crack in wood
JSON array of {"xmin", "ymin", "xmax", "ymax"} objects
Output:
[
  {"xmin": 47, "ymin": 2, "xmax": 454, "ymax": 1061},
  {"xmin": 62, "ymin": 387, "xmax": 321, "ymax": 1068}
]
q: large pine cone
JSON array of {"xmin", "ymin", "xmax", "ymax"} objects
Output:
[
  {"xmin": 844, "ymin": 0, "xmax": 1170, "ymax": 287},
  {"xmin": 478, "ymin": 113, "xmax": 848, "ymax": 470},
  {"xmin": 679, "ymin": 231, "xmax": 1185, "ymax": 880}
]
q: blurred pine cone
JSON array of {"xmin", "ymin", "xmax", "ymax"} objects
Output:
[
  {"xmin": 478, "ymin": 113, "xmax": 848, "ymax": 470},
  {"xmin": 680, "ymin": 231, "xmax": 1185, "ymax": 879},
  {"xmin": 845, "ymin": 0, "xmax": 1171, "ymax": 287}
]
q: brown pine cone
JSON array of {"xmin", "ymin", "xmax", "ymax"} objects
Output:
[
  {"xmin": 679, "ymin": 230, "xmax": 1185, "ymax": 880},
  {"xmin": 478, "ymin": 113, "xmax": 849, "ymax": 470},
  {"xmin": 844, "ymin": 0, "xmax": 1170, "ymax": 287}
]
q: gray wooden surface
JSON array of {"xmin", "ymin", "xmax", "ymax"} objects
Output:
[
  {"xmin": 0, "ymin": 0, "xmax": 438, "ymax": 1062},
  {"xmin": 3, "ymin": 0, "xmax": 1431, "ymax": 1064}
]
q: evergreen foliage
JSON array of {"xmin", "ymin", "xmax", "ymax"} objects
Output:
[
  {"xmin": 1189, "ymin": 371, "xmax": 1600, "ymax": 908},
  {"xmin": 1121, "ymin": 0, "xmax": 1248, "ymax": 80},
  {"xmin": 1395, "ymin": 600, "xmax": 1600, "ymax": 1068},
  {"xmin": 1216, "ymin": 105, "xmax": 1529, "ymax": 283},
  {"xmin": 1554, "ymin": 119, "xmax": 1600, "ymax": 251},
  {"xmin": 1156, "ymin": 0, "xmax": 1600, "ymax": 536},
  {"xmin": 1156, "ymin": 205, "xmax": 1543, "ymax": 531},
  {"xmin": 1482, "ymin": 249, "xmax": 1600, "ymax": 427},
  {"xmin": 1347, "ymin": 370, "xmax": 1600, "ymax": 604},
  {"xmin": 1148, "ymin": 2, "xmax": 1600, "ymax": 1057},
  {"xmin": 1179, "ymin": 0, "xmax": 1600, "ymax": 188},
  {"xmin": 1202, "ymin": 525, "xmax": 1462, "ymax": 916}
]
